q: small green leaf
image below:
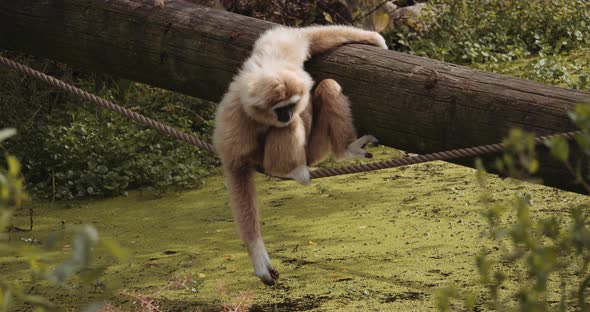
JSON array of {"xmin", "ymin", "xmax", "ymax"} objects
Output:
[
  {"xmin": 464, "ymin": 291, "xmax": 476, "ymax": 310},
  {"xmin": 6, "ymin": 155, "xmax": 21, "ymax": 178},
  {"xmin": 546, "ymin": 136, "xmax": 569, "ymax": 162},
  {"xmin": 575, "ymin": 133, "xmax": 590, "ymax": 151},
  {"xmin": 323, "ymin": 12, "xmax": 333, "ymax": 24},
  {"xmin": 372, "ymin": 12, "xmax": 390, "ymax": 33},
  {"xmin": 528, "ymin": 158, "xmax": 539, "ymax": 174}
]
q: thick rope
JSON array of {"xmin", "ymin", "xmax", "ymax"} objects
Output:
[
  {"xmin": 309, "ymin": 131, "xmax": 580, "ymax": 179},
  {"xmin": 0, "ymin": 55, "xmax": 581, "ymax": 180},
  {"xmin": 0, "ymin": 56, "xmax": 215, "ymax": 154}
]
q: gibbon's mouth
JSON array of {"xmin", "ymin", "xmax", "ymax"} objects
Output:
[{"xmin": 274, "ymin": 103, "xmax": 296, "ymax": 123}]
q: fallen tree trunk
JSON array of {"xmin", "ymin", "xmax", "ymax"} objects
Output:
[{"xmin": 1, "ymin": 0, "xmax": 589, "ymax": 193}]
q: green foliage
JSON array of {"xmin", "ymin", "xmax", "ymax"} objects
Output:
[
  {"xmin": 0, "ymin": 58, "xmax": 218, "ymax": 199},
  {"xmin": 493, "ymin": 52, "xmax": 590, "ymax": 91},
  {"xmin": 388, "ymin": 0, "xmax": 590, "ymax": 65},
  {"xmin": 0, "ymin": 129, "xmax": 127, "ymax": 311},
  {"xmin": 496, "ymin": 129, "xmax": 539, "ymax": 180},
  {"xmin": 546, "ymin": 136, "xmax": 569, "ymax": 163},
  {"xmin": 388, "ymin": 9, "xmax": 590, "ymax": 307},
  {"xmin": 223, "ymin": 0, "xmax": 400, "ymax": 29},
  {"xmin": 436, "ymin": 104, "xmax": 590, "ymax": 311},
  {"xmin": 0, "ymin": 129, "xmax": 27, "ymax": 232}
]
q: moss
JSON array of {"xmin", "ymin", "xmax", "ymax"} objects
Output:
[{"xmin": 2, "ymin": 146, "xmax": 588, "ymax": 311}]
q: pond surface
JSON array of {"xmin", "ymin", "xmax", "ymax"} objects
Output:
[{"xmin": 3, "ymin": 147, "xmax": 587, "ymax": 311}]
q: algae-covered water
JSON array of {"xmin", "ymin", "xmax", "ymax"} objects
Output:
[{"xmin": 3, "ymin": 147, "xmax": 588, "ymax": 311}]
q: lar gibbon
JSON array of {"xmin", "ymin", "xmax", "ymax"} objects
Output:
[{"xmin": 213, "ymin": 25, "xmax": 387, "ymax": 285}]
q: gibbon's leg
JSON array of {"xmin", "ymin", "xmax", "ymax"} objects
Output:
[
  {"xmin": 302, "ymin": 26, "xmax": 388, "ymax": 56},
  {"xmin": 263, "ymin": 117, "xmax": 310, "ymax": 185},
  {"xmin": 225, "ymin": 166, "xmax": 279, "ymax": 285},
  {"xmin": 307, "ymin": 79, "xmax": 377, "ymax": 165}
]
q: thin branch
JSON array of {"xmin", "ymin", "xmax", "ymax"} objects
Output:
[
  {"xmin": 352, "ymin": 0, "xmax": 390, "ymax": 23},
  {"xmin": 564, "ymin": 161, "xmax": 590, "ymax": 193}
]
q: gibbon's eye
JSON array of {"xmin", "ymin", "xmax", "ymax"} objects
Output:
[
  {"xmin": 253, "ymin": 105, "xmax": 266, "ymax": 112},
  {"xmin": 274, "ymin": 103, "xmax": 296, "ymax": 123}
]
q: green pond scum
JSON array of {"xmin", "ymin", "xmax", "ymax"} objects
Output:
[{"xmin": 2, "ymin": 146, "xmax": 588, "ymax": 311}]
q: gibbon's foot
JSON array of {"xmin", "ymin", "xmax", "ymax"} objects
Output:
[
  {"xmin": 249, "ymin": 239, "xmax": 279, "ymax": 286},
  {"xmin": 267, "ymin": 267, "xmax": 280, "ymax": 285},
  {"xmin": 344, "ymin": 135, "xmax": 378, "ymax": 159},
  {"xmin": 361, "ymin": 138, "xmax": 379, "ymax": 148},
  {"xmin": 154, "ymin": 0, "xmax": 165, "ymax": 7},
  {"xmin": 286, "ymin": 165, "xmax": 311, "ymax": 185},
  {"xmin": 362, "ymin": 137, "xmax": 379, "ymax": 158}
]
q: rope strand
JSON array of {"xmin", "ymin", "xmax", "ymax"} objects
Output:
[{"xmin": 0, "ymin": 55, "xmax": 580, "ymax": 181}]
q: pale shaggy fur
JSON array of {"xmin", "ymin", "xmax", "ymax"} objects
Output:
[{"xmin": 213, "ymin": 25, "xmax": 386, "ymax": 285}]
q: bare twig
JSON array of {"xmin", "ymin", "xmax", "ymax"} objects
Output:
[{"xmin": 352, "ymin": 0, "xmax": 390, "ymax": 23}]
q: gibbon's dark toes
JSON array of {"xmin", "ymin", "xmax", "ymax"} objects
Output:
[
  {"xmin": 269, "ymin": 267, "xmax": 280, "ymax": 280},
  {"xmin": 261, "ymin": 267, "xmax": 279, "ymax": 286},
  {"xmin": 365, "ymin": 152, "xmax": 373, "ymax": 159}
]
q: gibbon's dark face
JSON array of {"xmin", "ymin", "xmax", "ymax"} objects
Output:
[
  {"xmin": 275, "ymin": 104, "xmax": 294, "ymax": 123},
  {"xmin": 272, "ymin": 95, "xmax": 301, "ymax": 123},
  {"xmin": 243, "ymin": 70, "xmax": 310, "ymax": 127}
]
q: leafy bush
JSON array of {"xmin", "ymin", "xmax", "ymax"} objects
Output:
[
  {"xmin": 388, "ymin": 0, "xmax": 590, "ymax": 64},
  {"xmin": 518, "ymin": 54, "xmax": 590, "ymax": 91},
  {"xmin": 468, "ymin": 50, "xmax": 590, "ymax": 94},
  {"xmin": 0, "ymin": 129, "xmax": 127, "ymax": 311},
  {"xmin": 436, "ymin": 104, "xmax": 590, "ymax": 311},
  {"xmin": 0, "ymin": 56, "xmax": 218, "ymax": 199}
]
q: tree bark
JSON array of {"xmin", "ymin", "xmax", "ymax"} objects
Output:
[{"xmin": 1, "ymin": 0, "xmax": 589, "ymax": 192}]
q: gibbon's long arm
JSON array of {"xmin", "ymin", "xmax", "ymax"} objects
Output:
[
  {"xmin": 301, "ymin": 26, "xmax": 388, "ymax": 56},
  {"xmin": 224, "ymin": 165, "xmax": 278, "ymax": 285},
  {"xmin": 246, "ymin": 26, "xmax": 388, "ymax": 72}
]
